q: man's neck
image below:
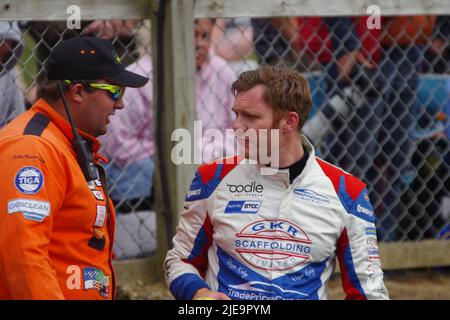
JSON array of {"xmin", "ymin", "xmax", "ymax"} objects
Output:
[{"xmin": 277, "ymin": 134, "xmax": 305, "ymax": 168}]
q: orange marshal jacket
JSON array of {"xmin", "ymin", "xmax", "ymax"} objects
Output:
[{"xmin": 0, "ymin": 99, "xmax": 116, "ymax": 299}]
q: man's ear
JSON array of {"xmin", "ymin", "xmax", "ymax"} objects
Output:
[
  {"xmin": 70, "ymin": 83, "xmax": 84, "ymax": 103},
  {"xmin": 282, "ymin": 111, "xmax": 299, "ymax": 134}
]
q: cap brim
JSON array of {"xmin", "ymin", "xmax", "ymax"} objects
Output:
[{"xmin": 105, "ymin": 69, "xmax": 149, "ymax": 88}]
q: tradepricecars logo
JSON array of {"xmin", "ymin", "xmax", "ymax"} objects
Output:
[
  {"xmin": 14, "ymin": 166, "xmax": 44, "ymax": 195},
  {"xmin": 234, "ymin": 219, "xmax": 312, "ymax": 271}
]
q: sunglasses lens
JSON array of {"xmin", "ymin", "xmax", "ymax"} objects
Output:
[{"xmin": 111, "ymin": 88, "xmax": 123, "ymax": 101}]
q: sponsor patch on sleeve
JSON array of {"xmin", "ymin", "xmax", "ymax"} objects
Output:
[
  {"xmin": 8, "ymin": 199, "xmax": 51, "ymax": 222},
  {"xmin": 185, "ymin": 171, "xmax": 205, "ymax": 202},
  {"xmin": 350, "ymin": 189, "xmax": 375, "ymax": 223},
  {"xmin": 14, "ymin": 166, "xmax": 44, "ymax": 195},
  {"xmin": 83, "ymin": 267, "xmax": 109, "ymax": 297}
]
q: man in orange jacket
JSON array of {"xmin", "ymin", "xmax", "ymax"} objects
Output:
[{"xmin": 0, "ymin": 36, "xmax": 148, "ymax": 299}]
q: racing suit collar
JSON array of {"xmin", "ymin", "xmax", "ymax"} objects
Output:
[{"xmin": 254, "ymin": 134, "xmax": 315, "ymax": 185}]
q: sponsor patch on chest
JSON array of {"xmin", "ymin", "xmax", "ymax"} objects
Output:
[
  {"xmin": 225, "ymin": 200, "xmax": 261, "ymax": 214},
  {"xmin": 234, "ymin": 219, "xmax": 312, "ymax": 271},
  {"xmin": 293, "ymin": 188, "xmax": 330, "ymax": 205}
]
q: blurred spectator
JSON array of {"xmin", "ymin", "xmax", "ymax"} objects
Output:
[
  {"xmin": 211, "ymin": 17, "xmax": 258, "ymax": 75},
  {"xmin": 251, "ymin": 18, "xmax": 300, "ymax": 66},
  {"xmin": 294, "ymin": 16, "xmax": 436, "ymax": 241},
  {"xmin": 101, "ymin": 18, "xmax": 236, "ymax": 259},
  {"xmin": 292, "ymin": 17, "xmax": 381, "ymax": 184},
  {"xmin": 99, "ymin": 20, "xmax": 155, "ymax": 260},
  {"xmin": 373, "ymin": 16, "xmax": 435, "ymax": 241},
  {"xmin": 424, "ymin": 15, "xmax": 449, "ymax": 73},
  {"xmin": 0, "ymin": 21, "xmax": 25, "ymax": 128},
  {"xmin": 404, "ymin": 16, "xmax": 450, "ymax": 240},
  {"xmin": 103, "ymin": 61, "xmax": 155, "ymax": 260},
  {"xmin": 195, "ymin": 18, "xmax": 238, "ymax": 162}
]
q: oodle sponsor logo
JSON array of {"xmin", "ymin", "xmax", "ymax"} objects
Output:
[
  {"xmin": 225, "ymin": 200, "xmax": 261, "ymax": 214},
  {"xmin": 234, "ymin": 219, "xmax": 312, "ymax": 271},
  {"xmin": 227, "ymin": 182, "xmax": 263, "ymax": 197},
  {"xmin": 14, "ymin": 166, "xmax": 44, "ymax": 194},
  {"xmin": 293, "ymin": 188, "xmax": 330, "ymax": 205}
]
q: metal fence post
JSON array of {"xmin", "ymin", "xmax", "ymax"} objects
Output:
[{"xmin": 152, "ymin": 0, "xmax": 197, "ymax": 280}]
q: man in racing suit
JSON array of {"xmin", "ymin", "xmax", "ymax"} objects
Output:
[
  {"xmin": 164, "ymin": 65, "xmax": 389, "ymax": 300},
  {"xmin": 0, "ymin": 37, "xmax": 148, "ymax": 299}
]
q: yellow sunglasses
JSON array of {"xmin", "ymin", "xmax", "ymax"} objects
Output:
[{"xmin": 64, "ymin": 80, "xmax": 125, "ymax": 101}]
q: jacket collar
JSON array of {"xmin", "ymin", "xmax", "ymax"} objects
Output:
[
  {"xmin": 252, "ymin": 134, "xmax": 316, "ymax": 184},
  {"xmin": 32, "ymin": 98, "xmax": 108, "ymax": 163}
]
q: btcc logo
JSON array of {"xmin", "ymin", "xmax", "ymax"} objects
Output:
[
  {"xmin": 244, "ymin": 203, "xmax": 259, "ymax": 210},
  {"xmin": 225, "ymin": 200, "xmax": 261, "ymax": 214}
]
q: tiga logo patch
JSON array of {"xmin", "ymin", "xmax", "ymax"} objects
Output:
[{"xmin": 14, "ymin": 166, "xmax": 44, "ymax": 194}]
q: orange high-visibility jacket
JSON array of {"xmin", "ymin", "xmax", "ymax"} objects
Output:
[{"xmin": 0, "ymin": 99, "xmax": 116, "ymax": 299}]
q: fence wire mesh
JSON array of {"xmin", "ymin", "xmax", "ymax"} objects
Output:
[{"xmin": 1, "ymin": 15, "xmax": 449, "ymax": 260}]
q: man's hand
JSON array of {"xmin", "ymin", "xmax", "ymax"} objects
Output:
[
  {"xmin": 430, "ymin": 38, "xmax": 447, "ymax": 55},
  {"xmin": 336, "ymin": 50, "xmax": 375, "ymax": 84},
  {"xmin": 83, "ymin": 20, "xmax": 138, "ymax": 39},
  {"xmin": 193, "ymin": 288, "xmax": 231, "ymax": 300}
]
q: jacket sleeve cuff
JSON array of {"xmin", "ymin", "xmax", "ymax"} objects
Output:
[{"xmin": 169, "ymin": 273, "xmax": 210, "ymax": 300}]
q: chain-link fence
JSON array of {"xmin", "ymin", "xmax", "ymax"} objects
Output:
[
  {"xmin": 1, "ymin": 13, "xmax": 449, "ymax": 260},
  {"xmin": 198, "ymin": 15, "xmax": 450, "ymax": 243}
]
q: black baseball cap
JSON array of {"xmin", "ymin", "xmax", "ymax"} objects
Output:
[{"xmin": 46, "ymin": 36, "xmax": 149, "ymax": 87}]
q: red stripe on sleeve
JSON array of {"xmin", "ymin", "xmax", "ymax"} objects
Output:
[
  {"xmin": 336, "ymin": 228, "xmax": 366, "ymax": 300},
  {"xmin": 182, "ymin": 214, "xmax": 213, "ymax": 278}
]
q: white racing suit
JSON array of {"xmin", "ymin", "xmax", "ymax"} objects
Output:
[{"xmin": 164, "ymin": 136, "xmax": 389, "ymax": 300}]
